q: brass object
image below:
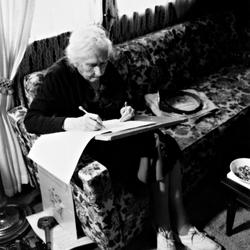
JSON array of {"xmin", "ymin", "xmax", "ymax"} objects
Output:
[{"xmin": 0, "ymin": 177, "xmax": 32, "ymax": 244}]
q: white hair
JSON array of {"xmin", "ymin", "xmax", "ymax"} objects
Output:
[{"xmin": 66, "ymin": 25, "xmax": 113, "ymax": 66}]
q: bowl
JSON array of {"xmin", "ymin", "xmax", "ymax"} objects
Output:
[{"xmin": 230, "ymin": 158, "xmax": 250, "ymax": 184}]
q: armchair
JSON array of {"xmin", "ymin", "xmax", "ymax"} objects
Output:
[
  {"xmin": 9, "ymin": 9, "xmax": 250, "ymax": 249},
  {"xmin": 8, "ymin": 70, "xmax": 151, "ymax": 250}
]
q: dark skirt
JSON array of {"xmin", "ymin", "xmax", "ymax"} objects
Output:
[{"xmin": 83, "ymin": 130, "xmax": 182, "ymax": 193}]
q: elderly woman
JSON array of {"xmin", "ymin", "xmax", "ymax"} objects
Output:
[{"xmin": 24, "ymin": 25, "xmax": 221, "ymax": 250}]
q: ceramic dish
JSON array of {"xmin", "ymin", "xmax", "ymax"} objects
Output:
[
  {"xmin": 230, "ymin": 158, "xmax": 250, "ymax": 184},
  {"xmin": 159, "ymin": 90, "xmax": 203, "ymax": 114}
]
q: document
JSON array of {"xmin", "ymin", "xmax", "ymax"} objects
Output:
[
  {"xmin": 145, "ymin": 89, "xmax": 219, "ymax": 123},
  {"xmin": 95, "ymin": 115, "xmax": 186, "ymax": 141},
  {"xmin": 28, "ymin": 118, "xmax": 155, "ymax": 183},
  {"xmin": 102, "ymin": 118, "xmax": 155, "ymax": 133}
]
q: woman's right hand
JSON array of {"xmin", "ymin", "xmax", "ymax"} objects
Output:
[{"xmin": 63, "ymin": 113, "xmax": 104, "ymax": 131}]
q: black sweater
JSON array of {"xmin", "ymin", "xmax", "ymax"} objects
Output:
[{"xmin": 24, "ymin": 57, "xmax": 128, "ymax": 134}]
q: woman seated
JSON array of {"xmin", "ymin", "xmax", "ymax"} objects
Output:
[{"xmin": 24, "ymin": 25, "xmax": 221, "ymax": 250}]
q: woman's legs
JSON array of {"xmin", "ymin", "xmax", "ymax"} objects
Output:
[
  {"xmin": 151, "ymin": 173, "xmax": 171, "ymax": 231},
  {"xmin": 151, "ymin": 173, "xmax": 176, "ymax": 250},
  {"xmin": 168, "ymin": 159, "xmax": 191, "ymax": 235},
  {"xmin": 151, "ymin": 159, "xmax": 191, "ymax": 234},
  {"xmin": 152, "ymin": 158, "xmax": 222, "ymax": 250}
]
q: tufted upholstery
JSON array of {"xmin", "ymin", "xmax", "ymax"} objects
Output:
[
  {"xmin": 8, "ymin": 10, "xmax": 250, "ymax": 249},
  {"xmin": 110, "ymin": 11, "xmax": 244, "ymax": 109}
]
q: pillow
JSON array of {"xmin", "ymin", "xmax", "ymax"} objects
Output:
[{"xmin": 24, "ymin": 70, "xmax": 47, "ymax": 107}]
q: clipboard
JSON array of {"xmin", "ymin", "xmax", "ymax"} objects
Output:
[{"xmin": 94, "ymin": 115, "xmax": 187, "ymax": 141}]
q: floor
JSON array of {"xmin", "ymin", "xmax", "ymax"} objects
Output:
[
  {"xmin": 126, "ymin": 171, "xmax": 250, "ymax": 250},
  {"xmin": 2, "ymin": 166, "xmax": 250, "ymax": 250}
]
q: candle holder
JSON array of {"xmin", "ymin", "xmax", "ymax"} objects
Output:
[{"xmin": 0, "ymin": 177, "xmax": 32, "ymax": 244}]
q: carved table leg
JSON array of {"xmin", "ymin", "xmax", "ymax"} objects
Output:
[{"xmin": 226, "ymin": 197, "xmax": 237, "ymax": 236}]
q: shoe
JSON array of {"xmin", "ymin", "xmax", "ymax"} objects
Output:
[
  {"xmin": 178, "ymin": 227, "xmax": 222, "ymax": 250},
  {"xmin": 157, "ymin": 230, "xmax": 176, "ymax": 250}
]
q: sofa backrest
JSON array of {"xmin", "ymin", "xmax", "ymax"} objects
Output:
[
  {"xmin": 110, "ymin": 11, "xmax": 241, "ymax": 109},
  {"xmin": 16, "ymin": 11, "xmax": 242, "ymax": 110},
  {"xmin": 14, "ymin": 32, "xmax": 70, "ymax": 107}
]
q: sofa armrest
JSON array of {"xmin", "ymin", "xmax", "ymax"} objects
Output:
[
  {"xmin": 71, "ymin": 161, "xmax": 123, "ymax": 249},
  {"xmin": 8, "ymin": 105, "xmax": 39, "ymax": 186},
  {"xmin": 8, "ymin": 106, "xmax": 115, "ymax": 202},
  {"xmin": 75, "ymin": 160, "xmax": 114, "ymax": 204},
  {"xmin": 8, "ymin": 106, "xmax": 38, "ymax": 154}
]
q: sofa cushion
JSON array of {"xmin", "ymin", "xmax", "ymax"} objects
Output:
[
  {"xmin": 164, "ymin": 64, "xmax": 250, "ymax": 150},
  {"xmin": 160, "ymin": 64, "xmax": 250, "ymax": 193},
  {"xmin": 24, "ymin": 70, "xmax": 47, "ymax": 107},
  {"xmin": 111, "ymin": 11, "xmax": 241, "ymax": 110}
]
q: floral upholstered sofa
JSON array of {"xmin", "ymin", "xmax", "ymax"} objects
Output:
[{"xmin": 8, "ymin": 10, "xmax": 250, "ymax": 250}]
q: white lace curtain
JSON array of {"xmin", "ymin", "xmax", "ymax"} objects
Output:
[
  {"xmin": 0, "ymin": 0, "xmax": 35, "ymax": 196},
  {"xmin": 30, "ymin": 0, "xmax": 103, "ymax": 42},
  {"xmin": 0, "ymin": 0, "xmax": 103, "ymax": 196},
  {"xmin": 116, "ymin": 0, "xmax": 196, "ymax": 18}
]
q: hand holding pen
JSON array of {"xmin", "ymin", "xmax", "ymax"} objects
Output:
[
  {"xmin": 120, "ymin": 102, "xmax": 135, "ymax": 122},
  {"xmin": 78, "ymin": 106, "xmax": 105, "ymax": 130}
]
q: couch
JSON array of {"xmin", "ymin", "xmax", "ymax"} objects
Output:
[{"xmin": 8, "ymin": 10, "xmax": 250, "ymax": 249}]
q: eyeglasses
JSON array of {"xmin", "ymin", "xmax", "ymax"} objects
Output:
[{"xmin": 79, "ymin": 60, "xmax": 107, "ymax": 71}]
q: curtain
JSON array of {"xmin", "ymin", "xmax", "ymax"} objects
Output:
[
  {"xmin": 103, "ymin": 0, "xmax": 118, "ymax": 33},
  {"xmin": 116, "ymin": 0, "xmax": 195, "ymax": 18},
  {"xmin": 0, "ymin": 0, "xmax": 35, "ymax": 196},
  {"xmin": 116, "ymin": 0, "xmax": 174, "ymax": 17},
  {"xmin": 30, "ymin": 0, "xmax": 103, "ymax": 42}
]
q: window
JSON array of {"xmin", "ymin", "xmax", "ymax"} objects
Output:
[
  {"xmin": 29, "ymin": 0, "xmax": 102, "ymax": 43},
  {"xmin": 116, "ymin": 0, "xmax": 174, "ymax": 18}
]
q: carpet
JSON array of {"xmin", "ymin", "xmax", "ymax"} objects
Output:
[
  {"xmin": 127, "ymin": 205, "xmax": 250, "ymax": 250},
  {"xmin": 204, "ymin": 207, "xmax": 250, "ymax": 250},
  {"xmin": 3, "ymin": 174, "xmax": 250, "ymax": 250},
  {"xmin": 125, "ymin": 171, "xmax": 250, "ymax": 250},
  {"xmin": 184, "ymin": 172, "xmax": 250, "ymax": 250}
]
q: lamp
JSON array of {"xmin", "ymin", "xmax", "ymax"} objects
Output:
[{"xmin": 0, "ymin": 174, "xmax": 31, "ymax": 244}]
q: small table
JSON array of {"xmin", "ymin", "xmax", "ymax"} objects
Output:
[{"xmin": 221, "ymin": 178, "xmax": 250, "ymax": 236}]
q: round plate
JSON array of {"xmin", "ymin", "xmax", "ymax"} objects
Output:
[
  {"xmin": 159, "ymin": 90, "xmax": 203, "ymax": 114},
  {"xmin": 230, "ymin": 158, "xmax": 250, "ymax": 184}
]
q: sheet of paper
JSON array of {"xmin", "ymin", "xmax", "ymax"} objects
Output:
[
  {"xmin": 28, "ymin": 119, "xmax": 155, "ymax": 183},
  {"xmin": 103, "ymin": 119, "xmax": 155, "ymax": 133},
  {"xmin": 26, "ymin": 208, "xmax": 93, "ymax": 250},
  {"xmin": 38, "ymin": 166, "xmax": 78, "ymax": 239},
  {"xmin": 28, "ymin": 130, "xmax": 103, "ymax": 183},
  {"xmin": 227, "ymin": 171, "xmax": 250, "ymax": 189},
  {"xmin": 145, "ymin": 89, "xmax": 218, "ymax": 123}
]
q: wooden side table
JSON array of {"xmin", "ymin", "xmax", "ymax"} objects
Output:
[{"xmin": 221, "ymin": 178, "xmax": 250, "ymax": 236}]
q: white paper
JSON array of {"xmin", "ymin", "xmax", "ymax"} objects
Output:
[
  {"xmin": 38, "ymin": 166, "xmax": 78, "ymax": 239},
  {"xmin": 28, "ymin": 130, "xmax": 102, "ymax": 183},
  {"xmin": 103, "ymin": 119, "xmax": 155, "ymax": 133},
  {"xmin": 28, "ymin": 119, "xmax": 155, "ymax": 183},
  {"xmin": 145, "ymin": 89, "xmax": 219, "ymax": 123},
  {"xmin": 26, "ymin": 208, "xmax": 93, "ymax": 250},
  {"xmin": 227, "ymin": 171, "xmax": 250, "ymax": 189}
]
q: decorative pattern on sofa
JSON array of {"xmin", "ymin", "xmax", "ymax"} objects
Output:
[
  {"xmin": 8, "ymin": 10, "xmax": 250, "ymax": 250},
  {"xmin": 110, "ymin": 11, "xmax": 243, "ymax": 108}
]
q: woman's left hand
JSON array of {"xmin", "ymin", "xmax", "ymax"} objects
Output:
[{"xmin": 120, "ymin": 105, "xmax": 135, "ymax": 122}]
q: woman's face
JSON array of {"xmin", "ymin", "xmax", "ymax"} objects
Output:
[{"xmin": 77, "ymin": 49, "xmax": 108, "ymax": 82}]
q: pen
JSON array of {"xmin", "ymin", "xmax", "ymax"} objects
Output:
[
  {"xmin": 78, "ymin": 106, "xmax": 89, "ymax": 115},
  {"xmin": 78, "ymin": 106, "xmax": 105, "ymax": 129}
]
